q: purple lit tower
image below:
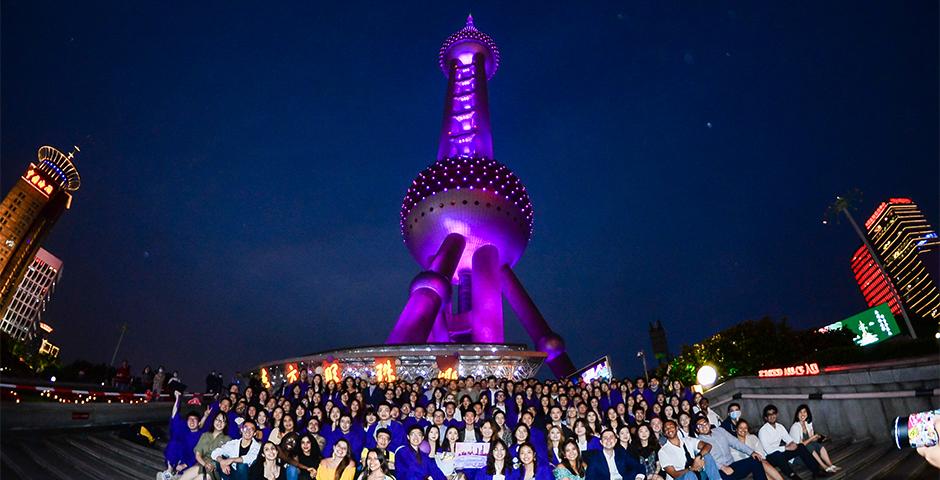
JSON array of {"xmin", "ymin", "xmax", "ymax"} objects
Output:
[{"xmin": 387, "ymin": 15, "xmax": 575, "ymax": 378}]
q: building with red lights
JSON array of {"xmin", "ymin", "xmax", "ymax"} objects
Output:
[
  {"xmin": 851, "ymin": 198, "xmax": 939, "ymax": 334},
  {"xmin": 0, "ymin": 146, "xmax": 80, "ymax": 318},
  {"xmin": 0, "ymin": 248, "xmax": 63, "ymax": 341}
]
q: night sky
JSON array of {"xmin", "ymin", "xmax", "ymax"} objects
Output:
[{"xmin": 2, "ymin": 2, "xmax": 937, "ymax": 384}]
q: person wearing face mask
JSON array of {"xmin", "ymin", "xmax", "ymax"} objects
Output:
[{"xmin": 720, "ymin": 404, "xmax": 742, "ymax": 435}]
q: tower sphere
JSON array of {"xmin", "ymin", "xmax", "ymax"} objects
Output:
[
  {"xmin": 439, "ymin": 14, "xmax": 500, "ymax": 79},
  {"xmin": 400, "ymin": 156, "xmax": 533, "ymax": 279}
]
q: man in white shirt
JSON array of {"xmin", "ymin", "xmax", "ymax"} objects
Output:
[
  {"xmin": 211, "ymin": 419, "xmax": 261, "ymax": 477},
  {"xmin": 757, "ymin": 405, "xmax": 828, "ymax": 479},
  {"xmin": 658, "ymin": 420, "xmax": 722, "ymax": 479}
]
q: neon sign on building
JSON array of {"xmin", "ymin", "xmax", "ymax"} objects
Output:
[
  {"xmin": 758, "ymin": 362, "xmax": 821, "ymax": 378},
  {"xmin": 22, "ymin": 166, "xmax": 55, "ymax": 197}
]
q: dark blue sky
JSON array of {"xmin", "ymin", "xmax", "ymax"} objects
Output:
[{"xmin": 2, "ymin": 2, "xmax": 937, "ymax": 383}]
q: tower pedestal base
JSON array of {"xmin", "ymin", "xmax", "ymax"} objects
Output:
[{"xmin": 253, "ymin": 343, "xmax": 546, "ymax": 384}]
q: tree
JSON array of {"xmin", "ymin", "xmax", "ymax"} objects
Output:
[{"xmin": 666, "ymin": 316, "xmax": 856, "ymax": 386}]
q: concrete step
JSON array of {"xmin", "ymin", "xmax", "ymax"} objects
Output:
[
  {"xmin": 855, "ymin": 444, "xmax": 920, "ymax": 480},
  {"xmin": 63, "ymin": 435, "xmax": 155, "ymax": 479},
  {"xmin": 876, "ymin": 449, "xmax": 933, "ymax": 480},
  {"xmin": 839, "ymin": 443, "xmax": 896, "ymax": 478},
  {"xmin": 13, "ymin": 437, "xmax": 101, "ymax": 480},
  {"xmin": 1, "ymin": 441, "xmax": 55, "ymax": 480},
  {"xmin": 106, "ymin": 431, "xmax": 168, "ymax": 464},
  {"xmin": 790, "ymin": 438, "xmax": 871, "ymax": 478},
  {"xmin": 85, "ymin": 433, "xmax": 166, "ymax": 471},
  {"xmin": 42, "ymin": 436, "xmax": 130, "ymax": 480}
]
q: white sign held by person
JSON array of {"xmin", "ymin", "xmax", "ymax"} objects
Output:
[{"xmin": 454, "ymin": 442, "xmax": 490, "ymax": 470}]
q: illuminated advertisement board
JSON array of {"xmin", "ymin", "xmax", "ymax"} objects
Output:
[
  {"xmin": 569, "ymin": 356, "xmax": 612, "ymax": 384},
  {"xmin": 819, "ymin": 303, "xmax": 900, "ymax": 346}
]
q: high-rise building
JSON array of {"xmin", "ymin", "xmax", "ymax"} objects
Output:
[
  {"xmin": 851, "ymin": 198, "xmax": 939, "ymax": 333},
  {"xmin": 0, "ymin": 146, "xmax": 80, "ymax": 317},
  {"xmin": 649, "ymin": 320, "xmax": 670, "ymax": 364},
  {"xmin": 0, "ymin": 248, "xmax": 62, "ymax": 341}
]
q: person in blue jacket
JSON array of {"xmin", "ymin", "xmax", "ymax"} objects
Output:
[
  {"xmin": 394, "ymin": 425, "xmax": 447, "ymax": 480},
  {"xmin": 584, "ymin": 429, "xmax": 643, "ymax": 480},
  {"xmin": 366, "ymin": 403, "xmax": 405, "ymax": 450},
  {"xmin": 163, "ymin": 391, "xmax": 203, "ymax": 477},
  {"xmin": 474, "ymin": 439, "xmax": 512, "ymax": 480},
  {"xmin": 510, "ymin": 443, "xmax": 553, "ymax": 480},
  {"xmin": 325, "ymin": 414, "xmax": 365, "ymax": 458}
]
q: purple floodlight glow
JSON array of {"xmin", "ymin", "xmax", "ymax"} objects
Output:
[{"xmin": 387, "ymin": 17, "xmax": 574, "ymax": 378}]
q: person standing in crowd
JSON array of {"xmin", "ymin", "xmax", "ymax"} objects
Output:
[
  {"xmin": 693, "ymin": 416, "xmax": 766, "ymax": 480},
  {"xmin": 585, "ymin": 428, "xmax": 644, "ymax": 480},
  {"xmin": 114, "ymin": 359, "xmax": 131, "ymax": 391},
  {"xmin": 757, "ymin": 405, "xmax": 828, "ymax": 479},
  {"xmin": 153, "ymin": 366, "xmax": 167, "ymax": 398},
  {"xmin": 788, "ymin": 405, "xmax": 839, "ymax": 474}
]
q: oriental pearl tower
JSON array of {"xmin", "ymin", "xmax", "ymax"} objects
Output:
[{"xmin": 387, "ymin": 15, "xmax": 575, "ymax": 378}]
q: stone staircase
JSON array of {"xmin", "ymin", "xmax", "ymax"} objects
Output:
[
  {"xmin": 788, "ymin": 437, "xmax": 933, "ymax": 479},
  {"xmin": 0, "ymin": 430, "xmax": 935, "ymax": 479}
]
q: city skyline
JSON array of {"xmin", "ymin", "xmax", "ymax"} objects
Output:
[{"xmin": 1, "ymin": 2, "xmax": 937, "ymax": 382}]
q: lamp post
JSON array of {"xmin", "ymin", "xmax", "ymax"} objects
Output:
[
  {"xmin": 824, "ymin": 192, "xmax": 917, "ymax": 339},
  {"xmin": 637, "ymin": 350, "xmax": 649, "ymax": 384}
]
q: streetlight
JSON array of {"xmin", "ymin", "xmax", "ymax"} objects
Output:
[
  {"xmin": 824, "ymin": 191, "xmax": 917, "ymax": 339},
  {"xmin": 636, "ymin": 350, "xmax": 649, "ymax": 384},
  {"xmin": 697, "ymin": 365, "xmax": 717, "ymax": 388}
]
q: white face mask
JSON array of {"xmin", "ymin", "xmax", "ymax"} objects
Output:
[{"xmin": 729, "ymin": 411, "xmax": 741, "ymax": 420}]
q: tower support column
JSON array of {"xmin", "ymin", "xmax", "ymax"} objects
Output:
[
  {"xmin": 387, "ymin": 234, "xmax": 466, "ymax": 344},
  {"xmin": 471, "ymin": 245, "xmax": 503, "ymax": 343},
  {"xmin": 500, "ymin": 265, "xmax": 575, "ymax": 377}
]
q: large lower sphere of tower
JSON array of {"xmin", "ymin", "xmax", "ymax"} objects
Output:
[{"xmin": 401, "ymin": 156, "xmax": 533, "ymax": 280}]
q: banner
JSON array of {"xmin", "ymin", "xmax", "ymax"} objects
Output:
[{"xmin": 454, "ymin": 442, "xmax": 490, "ymax": 470}]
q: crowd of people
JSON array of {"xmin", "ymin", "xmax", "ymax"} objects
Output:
[{"xmin": 160, "ymin": 372, "xmax": 841, "ymax": 480}]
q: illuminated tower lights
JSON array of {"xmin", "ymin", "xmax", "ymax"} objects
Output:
[
  {"xmin": 852, "ymin": 198, "xmax": 940, "ymax": 329},
  {"xmin": 388, "ymin": 16, "xmax": 575, "ymax": 378},
  {"xmin": 0, "ymin": 146, "xmax": 80, "ymax": 316}
]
